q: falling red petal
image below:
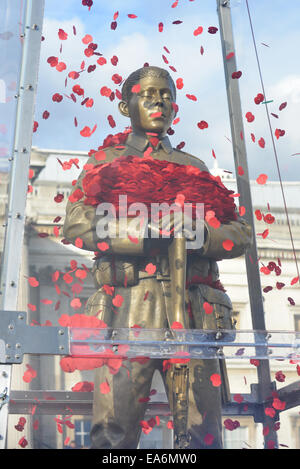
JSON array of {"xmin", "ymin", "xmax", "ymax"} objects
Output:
[
  {"xmin": 203, "ymin": 302, "xmax": 213, "ymax": 315},
  {"xmin": 58, "ymin": 29, "xmax": 68, "ymax": 40},
  {"xmin": 256, "ymin": 173, "xmax": 268, "ymax": 185},
  {"xmin": 222, "ymin": 239, "xmax": 234, "ymax": 251},
  {"xmin": 112, "ymin": 294, "xmax": 124, "ymax": 307},
  {"xmin": 193, "ymin": 26, "xmax": 203, "ymax": 36},
  {"xmin": 210, "ymin": 373, "xmax": 221, "ymax": 387}
]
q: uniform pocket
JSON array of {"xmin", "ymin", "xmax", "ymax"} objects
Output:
[
  {"xmin": 92, "ymin": 257, "xmax": 139, "ymax": 288},
  {"xmin": 84, "ymin": 289, "xmax": 113, "ymax": 326},
  {"xmin": 189, "ymin": 284, "xmax": 236, "ymax": 341}
]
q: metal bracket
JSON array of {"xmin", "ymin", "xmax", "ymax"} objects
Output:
[
  {"xmin": 0, "ymin": 387, "xmax": 9, "ymax": 410},
  {"xmin": 0, "ymin": 311, "xmax": 69, "ymax": 364}
]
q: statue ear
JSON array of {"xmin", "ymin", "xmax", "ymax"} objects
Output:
[{"xmin": 118, "ymin": 100, "xmax": 130, "ymax": 118}]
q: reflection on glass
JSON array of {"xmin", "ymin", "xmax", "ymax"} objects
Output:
[
  {"xmin": 0, "ymin": 0, "xmax": 26, "ymax": 171},
  {"xmin": 0, "ymin": 0, "xmax": 26, "ymax": 256}
]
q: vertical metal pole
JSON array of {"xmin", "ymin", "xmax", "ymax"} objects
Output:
[
  {"xmin": 216, "ymin": 0, "xmax": 278, "ymax": 448},
  {"xmin": 0, "ymin": 0, "xmax": 45, "ymax": 449}
]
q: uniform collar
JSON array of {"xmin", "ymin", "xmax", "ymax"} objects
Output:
[{"xmin": 126, "ymin": 132, "xmax": 173, "ymax": 154}]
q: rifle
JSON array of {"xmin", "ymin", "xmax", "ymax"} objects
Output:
[{"xmin": 168, "ymin": 237, "xmax": 191, "ymax": 449}]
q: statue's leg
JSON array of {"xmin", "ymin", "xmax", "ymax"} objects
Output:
[
  {"xmin": 164, "ymin": 358, "xmax": 223, "ymax": 449},
  {"xmin": 90, "ymin": 358, "xmax": 157, "ymax": 449}
]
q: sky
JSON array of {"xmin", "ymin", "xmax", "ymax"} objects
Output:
[{"xmin": 30, "ymin": 0, "xmax": 300, "ymax": 182}]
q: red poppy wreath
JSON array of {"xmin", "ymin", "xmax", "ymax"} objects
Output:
[{"xmin": 82, "ymin": 138, "xmax": 237, "ymax": 224}]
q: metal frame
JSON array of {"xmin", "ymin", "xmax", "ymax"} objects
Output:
[
  {"xmin": 2, "ymin": 312, "xmax": 300, "ymax": 362},
  {"xmin": 216, "ymin": 0, "xmax": 279, "ymax": 447},
  {"xmin": 0, "ymin": 0, "xmax": 299, "ymax": 450},
  {"xmin": 7, "ymin": 378, "xmax": 300, "ymax": 430},
  {"xmin": 0, "ymin": 0, "xmax": 45, "ymax": 448}
]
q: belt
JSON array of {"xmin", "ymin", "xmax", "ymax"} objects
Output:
[
  {"xmin": 138, "ymin": 255, "xmax": 214, "ymax": 281},
  {"xmin": 93, "ymin": 254, "xmax": 216, "ymax": 287}
]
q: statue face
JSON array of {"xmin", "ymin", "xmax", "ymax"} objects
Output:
[{"xmin": 122, "ymin": 75, "xmax": 176, "ymax": 137}]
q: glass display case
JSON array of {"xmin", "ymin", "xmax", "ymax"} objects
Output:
[{"xmin": 0, "ymin": 0, "xmax": 300, "ymax": 451}]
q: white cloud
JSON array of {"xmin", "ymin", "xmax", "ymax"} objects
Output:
[{"xmin": 269, "ymin": 75, "xmax": 300, "ymax": 105}]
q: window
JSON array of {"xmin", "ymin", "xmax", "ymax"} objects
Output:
[
  {"xmin": 222, "ymin": 417, "xmax": 256, "ymax": 448},
  {"xmin": 74, "ymin": 419, "xmax": 91, "ymax": 449},
  {"xmin": 223, "ymin": 425, "xmax": 249, "ymax": 449},
  {"xmin": 138, "ymin": 417, "xmax": 173, "ymax": 449},
  {"xmin": 294, "ymin": 314, "xmax": 300, "ymax": 332},
  {"xmin": 290, "ymin": 416, "xmax": 300, "ymax": 449}
]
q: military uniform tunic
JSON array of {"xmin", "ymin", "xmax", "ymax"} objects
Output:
[{"xmin": 63, "ymin": 132, "xmax": 252, "ymax": 449}]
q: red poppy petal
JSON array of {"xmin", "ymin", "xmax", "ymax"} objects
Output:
[
  {"xmin": 222, "ymin": 239, "xmax": 234, "ymax": 251},
  {"xmin": 279, "ymin": 102, "xmax": 287, "ymax": 111},
  {"xmin": 97, "ymin": 57, "xmax": 107, "ymax": 66},
  {"xmin": 145, "ymin": 263, "xmax": 156, "ymax": 275},
  {"xmin": 256, "ymin": 173, "xmax": 268, "ymax": 185},
  {"xmin": 176, "ymin": 78, "xmax": 184, "ymax": 90},
  {"xmin": 112, "ymin": 294, "xmax": 124, "ymax": 307},
  {"xmin": 210, "ymin": 373, "xmax": 221, "ymax": 387},
  {"xmin": 56, "ymin": 62, "xmax": 66, "ymax": 72},
  {"xmin": 58, "ymin": 29, "xmax": 68, "ymax": 40},
  {"xmin": 68, "ymin": 188, "xmax": 84, "ymax": 203},
  {"xmin": 245, "ymin": 112, "xmax": 255, "ymax": 123},
  {"xmin": 47, "ymin": 56, "xmax": 58, "ymax": 67},
  {"xmin": 232, "ymin": 71, "xmax": 242, "ymax": 79},
  {"xmin": 197, "ymin": 120, "xmax": 208, "ymax": 129},
  {"xmin": 193, "ymin": 26, "xmax": 203, "ymax": 36},
  {"xmin": 28, "ymin": 276, "xmax": 39, "ymax": 287},
  {"xmin": 97, "ymin": 242, "xmax": 109, "ymax": 251},
  {"xmin": 254, "ymin": 93, "xmax": 264, "ymax": 104},
  {"xmin": 226, "ymin": 52, "xmax": 235, "ymax": 60},
  {"xmin": 203, "ymin": 302, "xmax": 213, "ymax": 315},
  {"xmin": 70, "ymin": 298, "xmax": 82, "ymax": 309},
  {"xmin": 239, "ymin": 206, "xmax": 246, "ymax": 216},
  {"xmin": 75, "ymin": 237, "xmax": 83, "ymax": 248},
  {"xmin": 171, "ymin": 321, "xmax": 183, "ymax": 329}
]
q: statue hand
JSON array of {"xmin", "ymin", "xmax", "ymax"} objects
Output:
[{"xmin": 148, "ymin": 212, "xmax": 196, "ymax": 241}]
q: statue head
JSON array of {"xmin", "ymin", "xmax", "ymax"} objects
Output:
[{"xmin": 118, "ymin": 66, "xmax": 177, "ymax": 138}]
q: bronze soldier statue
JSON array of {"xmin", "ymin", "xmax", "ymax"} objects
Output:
[{"xmin": 63, "ymin": 66, "xmax": 252, "ymax": 449}]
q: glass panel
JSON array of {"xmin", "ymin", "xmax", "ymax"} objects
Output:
[
  {"xmin": 69, "ymin": 327, "xmax": 300, "ymax": 360},
  {"xmin": 0, "ymin": 0, "xmax": 26, "ymax": 252}
]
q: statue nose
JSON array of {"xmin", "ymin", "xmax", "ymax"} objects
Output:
[
  {"xmin": 153, "ymin": 91, "xmax": 163, "ymax": 103},
  {"xmin": 153, "ymin": 95, "xmax": 164, "ymax": 106}
]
